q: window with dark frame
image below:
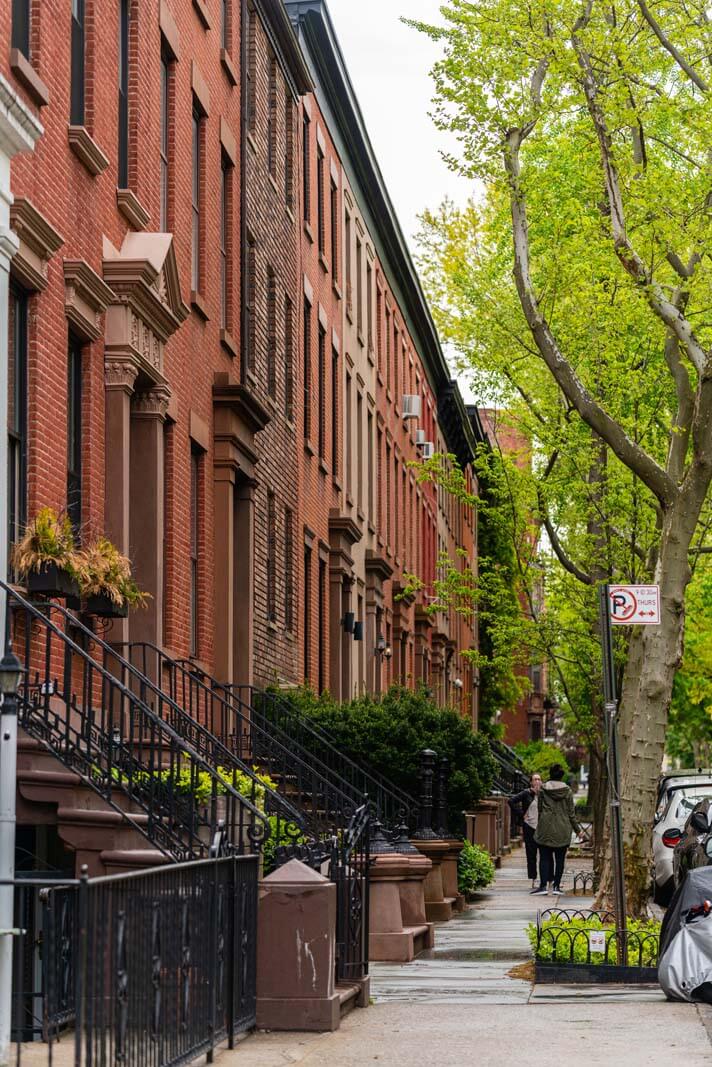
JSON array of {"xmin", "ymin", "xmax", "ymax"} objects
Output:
[
  {"xmin": 318, "ymin": 323, "xmax": 326, "ymax": 458},
  {"xmin": 221, "ymin": 0, "xmax": 229, "ymax": 49},
  {"xmin": 377, "ymin": 426, "xmax": 383, "ymax": 534},
  {"xmin": 318, "ymin": 557, "xmax": 327, "ymax": 693},
  {"xmin": 285, "ymin": 293, "xmax": 294, "ymax": 420},
  {"xmin": 317, "ymin": 146, "xmax": 325, "ymax": 255},
  {"xmin": 71, "ymin": 0, "xmax": 85, "ymax": 126},
  {"xmin": 12, "ymin": 0, "xmax": 31, "ymax": 59},
  {"xmin": 386, "ymin": 441, "xmax": 391, "ymax": 547},
  {"xmin": 357, "ymin": 391, "xmax": 363, "ymax": 510},
  {"xmin": 267, "ymin": 491, "xmax": 276, "ymax": 622},
  {"xmin": 7, "ymin": 286, "xmax": 28, "ymax": 579},
  {"xmin": 376, "ymin": 287, "xmax": 383, "ymax": 374},
  {"xmin": 284, "ymin": 507, "xmax": 294, "ymax": 631},
  {"xmin": 345, "ymin": 210, "xmax": 352, "ymax": 315},
  {"xmin": 118, "ymin": 0, "xmax": 129, "ymax": 188},
  {"xmin": 345, "ymin": 372, "xmax": 352, "ymax": 496},
  {"xmin": 356, "ymin": 237, "xmax": 363, "ymax": 338},
  {"xmin": 302, "ymin": 112, "xmax": 311, "ymax": 223},
  {"xmin": 285, "ymin": 94, "xmax": 294, "ymax": 209},
  {"xmin": 160, "ymin": 48, "xmax": 171, "ymax": 230},
  {"xmin": 191, "ymin": 103, "xmax": 202, "ymax": 292},
  {"xmin": 330, "ymin": 179, "xmax": 338, "ymax": 283},
  {"xmin": 268, "ymin": 57, "xmax": 277, "ymax": 177},
  {"xmin": 67, "ymin": 335, "xmax": 82, "ymax": 537},
  {"xmin": 303, "ymin": 296, "xmax": 312, "ymax": 440},
  {"xmin": 246, "ymin": 3, "xmax": 256, "ymax": 133},
  {"xmin": 367, "ymin": 411, "xmax": 374, "ymax": 521},
  {"xmin": 267, "ymin": 268, "xmax": 277, "ymax": 398},
  {"xmin": 331, "ymin": 346, "xmax": 339, "ymax": 476},
  {"xmin": 385, "ymin": 306, "xmax": 391, "ymax": 391},
  {"xmin": 190, "ymin": 448, "xmax": 201, "ymax": 657},
  {"xmin": 303, "ymin": 544, "xmax": 312, "ymax": 680},
  {"xmin": 366, "ymin": 261, "xmax": 373, "ymax": 351},
  {"xmin": 220, "ymin": 156, "xmax": 229, "ymax": 330},
  {"xmin": 244, "ymin": 234, "xmax": 255, "ymax": 373}
]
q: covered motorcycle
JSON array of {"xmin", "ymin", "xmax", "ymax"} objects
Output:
[{"xmin": 658, "ymin": 867, "xmax": 712, "ymax": 1003}]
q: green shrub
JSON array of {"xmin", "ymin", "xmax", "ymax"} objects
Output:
[
  {"xmin": 514, "ymin": 740, "xmax": 570, "ymax": 781},
  {"xmin": 274, "ymin": 685, "xmax": 496, "ymax": 834},
  {"xmin": 527, "ymin": 915, "xmax": 660, "ymax": 966},
  {"xmin": 458, "ymin": 841, "xmax": 496, "ymax": 894}
]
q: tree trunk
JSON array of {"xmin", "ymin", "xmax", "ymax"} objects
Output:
[
  {"xmin": 597, "ymin": 501, "xmax": 697, "ymax": 914},
  {"xmin": 588, "ymin": 738, "xmax": 608, "ymax": 873}
]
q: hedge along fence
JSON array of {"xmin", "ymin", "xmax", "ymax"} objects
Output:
[{"xmin": 529, "ymin": 910, "xmax": 661, "ymax": 968}]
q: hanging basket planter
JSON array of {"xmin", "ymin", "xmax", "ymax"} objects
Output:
[
  {"xmin": 84, "ymin": 593, "xmax": 129, "ymax": 618},
  {"xmin": 27, "ymin": 562, "xmax": 80, "ymax": 601}
]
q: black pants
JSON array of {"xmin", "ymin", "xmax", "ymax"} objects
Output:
[
  {"xmin": 539, "ymin": 844, "xmax": 567, "ymax": 889},
  {"xmin": 523, "ymin": 823, "xmax": 539, "ymax": 880}
]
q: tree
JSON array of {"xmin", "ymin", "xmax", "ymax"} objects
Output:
[
  {"xmin": 409, "ymin": 0, "xmax": 712, "ymax": 912},
  {"xmin": 667, "ymin": 559, "xmax": 712, "ymax": 767}
]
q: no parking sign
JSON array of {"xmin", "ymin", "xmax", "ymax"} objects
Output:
[{"xmin": 609, "ymin": 585, "xmax": 660, "ymax": 625}]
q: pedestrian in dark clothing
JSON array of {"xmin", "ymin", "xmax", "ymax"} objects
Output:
[
  {"xmin": 509, "ymin": 773, "xmax": 542, "ymax": 889},
  {"xmin": 531, "ymin": 764, "xmax": 581, "ymax": 896}
]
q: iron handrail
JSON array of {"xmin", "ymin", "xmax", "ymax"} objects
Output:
[
  {"xmin": 4, "ymin": 582, "xmax": 270, "ymax": 860},
  {"xmin": 39, "ymin": 599, "xmax": 307, "ymax": 834},
  {"xmin": 103, "ymin": 638, "xmax": 363, "ymax": 833}
]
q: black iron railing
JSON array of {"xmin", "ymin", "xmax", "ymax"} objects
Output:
[
  {"xmin": 535, "ymin": 908, "xmax": 660, "ymax": 968},
  {"xmin": 114, "ymin": 641, "xmax": 373, "ymax": 832},
  {"xmin": 5, "ymin": 584, "xmax": 269, "ymax": 861},
  {"xmin": 333, "ymin": 802, "xmax": 370, "ymax": 983},
  {"xmin": 491, "ymin": 739, "xmax": 530, "ymax": 795},
  {"xmin": 8, "ymin": 854, "xmax": 259, "ymax": 1065}
]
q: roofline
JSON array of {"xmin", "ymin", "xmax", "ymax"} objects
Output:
[
  {"xmin": 258, "ymin": 0, "xmax": 313, "ymax": 96},
  {"xmin": 285, "ymin": 0, "xmax": 450, "ymax": 390}
]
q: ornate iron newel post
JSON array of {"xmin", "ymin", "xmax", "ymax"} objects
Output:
[
  {"xmin": 412, "ymin": 749, "xmax": 439, "ymax": 840},
  {"xmin": 435, "ymin": 757, "xmax": 450, "ymax": 838}
]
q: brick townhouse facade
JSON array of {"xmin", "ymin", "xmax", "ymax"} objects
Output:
[{"xmin": 2, "ymin": 0, "xmax": 481, "ymax": 720}]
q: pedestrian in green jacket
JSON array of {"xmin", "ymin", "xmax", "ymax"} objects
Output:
[{"xmin": 531, "ymin": 764, "xmax": 581, "ymax": 896}]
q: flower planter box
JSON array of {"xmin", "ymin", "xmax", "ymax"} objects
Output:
[
  {"xmin": 535, "ymin": 961, "xmax": 659, "ymax": 984},
  {"xmin": 27, "ymin": 562, "xmax": 80, "ymax": 600},
  {"xmin": 84, "ymin": 593, "xmax": 129, "ymax": 618}
]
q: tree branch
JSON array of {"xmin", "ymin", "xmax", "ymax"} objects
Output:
[
  {"xmin": 503, "ymin": 130, "xmax": 678, "ymax": 508},
  {"xmin": 539, "ymin": 492, "xmax": 595, "ymax": 584},
  {"xmin": 636, "ymin": 0, "xmax": 710, "ymax": 91},
  {"xmin": 572, "ymin": 34, "xmax": 709, "ymax": 378}
]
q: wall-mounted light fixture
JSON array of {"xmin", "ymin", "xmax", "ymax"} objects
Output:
[
  {"xmin": 453, "ymin": 678, "xmax": 464, "ymax": 690},
  {"xmin": 353, "ymin": 621, "xmax": 364, "ymax": 641},
  {"xmin": 343, "ymin": 612, "xmax": 355, "ymax": 634},
  {"xmin": 376, "ymin": 635, "xmax": 392, "ymax": 659}
]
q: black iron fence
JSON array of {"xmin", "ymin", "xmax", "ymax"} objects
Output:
[
  {"xmin": 534, "ymin": 908, "xmax": 660, "ymax": 968},
  {"xmin": 8, "ymin": 854, "xmax": 258, "ymax": 1065}
]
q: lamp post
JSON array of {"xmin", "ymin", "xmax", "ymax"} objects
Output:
[{"xmin": 0, "ymin": 644, "xmax": 23, "ymax": 1067}]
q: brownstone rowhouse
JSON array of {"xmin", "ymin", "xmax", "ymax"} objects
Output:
[
  {"xmin": 1, "ymin": 0, "xmax": 260, "ymax": 679},
  {"xmin": 236, "ymin": 0, "xmax": 311, "ymax": 687}
]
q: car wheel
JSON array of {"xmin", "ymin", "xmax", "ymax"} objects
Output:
[{"xmin": 654, "ymin": 877, "xmax": 674, "ymax": 907}]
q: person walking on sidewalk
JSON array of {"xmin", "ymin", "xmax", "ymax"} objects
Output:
[
  {"xmin": 531, "ymin": 764, "xmax": 581, "ymax": 896},
  {"xmin": 509, "ymin": 773, "xmax": 542, "ymax": 890}
]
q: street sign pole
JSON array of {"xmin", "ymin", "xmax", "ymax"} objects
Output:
[{"xmin": 598, "ymin": 583, "xmax": 628, "ymax": 965}]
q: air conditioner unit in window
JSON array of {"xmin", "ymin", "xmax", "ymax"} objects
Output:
[
  {"xmin": 415, "ymin": 428, "xmax": 426, "ymax": 446},
  {"xmin": 401, "ymin": 395, "xmax": 422, "ymax": 419},
  {"xmin": 420, "ymin": 442, "xmax": 434, "ymax": 460}
]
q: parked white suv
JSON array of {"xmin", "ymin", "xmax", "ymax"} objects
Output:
[{"xmin": 652, "ymin": 782, "xmax": 712, "ymax": 905}]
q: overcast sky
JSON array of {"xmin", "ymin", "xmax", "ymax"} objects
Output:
[
  {"xmin": 325, "ymin": 0, "xmax": 475, "ymax": 248},
  {"xmin": 324, "ymin": 0, "xmax": 478, "ymax": 401}
]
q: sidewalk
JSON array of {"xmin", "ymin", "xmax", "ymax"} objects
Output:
[{"xmin": 224, "ymin": 847, "xmax": 712, "ymax": 1066}]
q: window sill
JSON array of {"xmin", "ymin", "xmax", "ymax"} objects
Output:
[
  {"xmin": 304, "ymin": 438, "xmax": 315, "ymax": 457},
  {"xmin": 191, "ymin": 290, "xmax": 209, "ymax": 320},
  {"xmin": 68, "ymin": 125, "xmax": 110, "ymax": 177},
  {"xmin": 386, "ymin": 389, "xmax": 393, "ymax": 404},
  {"xmin": 319, "ymin": 252, "xmax": 329, "ymax": 274},
  {"xmin": 357, "ymin": 507, "xmax": 366, "ymax": 523},
  {"xmin": 285, "ymin": 416, "xmax": 296, "ymax": 433},
  {"xmin": 345, "ymin": 305, "xmax": 353, "ymax": 325},
  {"xmin": 220, "ymin": 328, "xmax": 238, "ymax": 358},
  {"xmin": 10, "ymin": 49, "xmax": 49, "ymax": 107},
  {"xmin": 332, "ymin": 280, "xmax": 342, "ymax": 301},
  {"xmin": 116, "ymin": 188, "xmax": 150, "ymax": 230},
  {"xmin": 192, "ymin": 0, "xmax": 211, "ymax": 29},
  {"xmin": 303, "ymin": 219, "xmax": 314, "ymax": 244},
  {"xmin": 367, "ymin": 346, "xmax": 375, "ymax": 368},
  {"xmin": 246, "ymin": 131, "xmax": 258, "ymax": 156},
  {"xmin": 285, "ymin": 204, "xmax": 295, "ymax": 223},
  {"xmin": 267, "ymin": 620, "xmax": 279, "ymax": 634},
  {"xmin": 368, "ymin": 521, "xmax": 376, "ymax": 535},
  {"xmin": 268, "ymin": 172, "xmax": 279, "ymax": 196},
  {"xmin": 377, "ymin": 370, "xmax": 384, "ymax": 387},
  {"xmin": 220, "ymin": 49, "xmax": 238, "ymax": 86},
  {"xmin": 357, "ymin": 329, "xmax": 365, "ymax": 348},
  {"xmin": 319, "ymin": 458, "xmax": 329, "ymax": 476},
  {"xmin": 332, "ymin": 475, "xmax": 342, "ymax": 492},
  {"xmin": 346, "ymin": 493, "xmax": 354, "ymax": 508}
]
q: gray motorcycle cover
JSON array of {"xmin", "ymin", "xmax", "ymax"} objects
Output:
[
  {"xmin": 658, "ymin": 911, "xmax": 712, "ymax": 1002},
  {"xmin": 659, "ymin": 867, "xmax": 712, "ymax": 958}
]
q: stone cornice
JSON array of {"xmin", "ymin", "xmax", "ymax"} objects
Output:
[
  {"xmin": 328, "ymin": 511, "xmax": 362, "ymax": 547},
  {"xmin": 212, "ymin": 378, "xmax": 271, "ymax": 435},
  {"xmin": 0, "ymin": 72, "xmax": 43, "ymax": 156},
  {"xmin": 64, "ymin": 259, "xmax": 114, "ymax": 341},
  {"xmin": 364, "ymin": 550, "xmax": 394, "ymax": 583},
  {"xmin": 10, "ymin": 196, "xmax": 63, "ymax": 291}
]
